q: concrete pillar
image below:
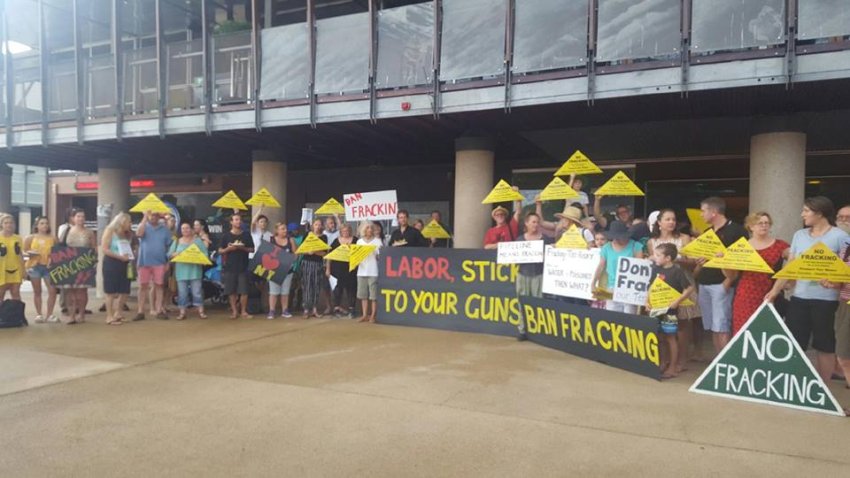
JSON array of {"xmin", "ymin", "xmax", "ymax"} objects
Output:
[
  {"xmin": 0, "ymin": 163, "xmax": 12, "ymax": 214},
  {"xmin": 454, "ymin": 137, "xmax": 495, "ymax": 249},
  {"xmin": 251, "ymin": 150, "xmax": 287, "ymax": 227},
  {"xmin": 750, "ymin": 119, "xmax": 806, "ymax": 243},
  {"xmin": 96, "ymin": 159, "xmax": 131, "ymax": 299}
]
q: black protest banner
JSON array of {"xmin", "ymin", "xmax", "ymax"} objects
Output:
[
  {"xmin": 248, "ymin": 240, "xmax": 295, "ymax": 284},
  {"xmin": 378, "ymin": 248, "xmax": 520, "ymax": 336},
  {"xmin": 48, "ymin": 246, "xmax": 98, "ymax": 287},
  {"xmin": 520, "ymin": 296, "xmax": 661, "ymax": 380}
]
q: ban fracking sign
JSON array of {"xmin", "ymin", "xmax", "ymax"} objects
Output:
[
  {"xmin": 377, "ymin": 248, "xmax": 520, "ymax": 337},
  {"xmin": 690, "ymin": 303, "xmax": 843, "ymax": 416},
  {"xmin": 48, "ymin": 246, "xmax": 98, "ymax": 287}
]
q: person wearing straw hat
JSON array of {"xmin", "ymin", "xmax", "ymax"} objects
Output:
[
  {"xmin": 538, "ymin": 203, "xmax": 594, "ymax": 247},
  {"xmin": 483, "ymin": 206, "xmax": 521, "ymax": 249}
]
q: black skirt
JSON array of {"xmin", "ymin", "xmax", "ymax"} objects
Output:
[{"xmin": 103, "ymin": 255, "xmax": 131, "ymax": 294}]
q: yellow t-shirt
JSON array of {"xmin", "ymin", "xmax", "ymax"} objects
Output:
[
  {"xmin": 25, "ymin": 235, "xmax": 54, "ymax": 268},
  {"xmin": 0, "ymin": 234, "xmax": 23, "ymax": 285}
]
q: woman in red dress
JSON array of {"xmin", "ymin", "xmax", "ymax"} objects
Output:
[{"xmin": 731, "ymin": 212, "xmax": 790, "ymax": 335}]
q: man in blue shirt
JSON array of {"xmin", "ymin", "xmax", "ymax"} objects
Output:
[{"xmin": 133, "ymin": 211, "xmax": 173, "ymax": 321}]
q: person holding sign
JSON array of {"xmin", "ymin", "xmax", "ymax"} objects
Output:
[
  {"xmin": 267, "ymin": 222, "xmax": 296, "ymax": 319},
  {"xmin": 356, "ymin": 222, "xmax": 383, "ymax": 323},
  {"xmin": 134, "ymin": 211, "xmax": 173, "ymax": 321},
  {"xmin": 694, "ymin": 197, "xmax": 748, "ymax": 354},
  {"xmin": 100, "ymin": 213, "xmax": 133, "ymax": 325},
  {"xmin": 483, "ymin": 187, "xmax": 522, "ymax": 249},
  {"xmin": 765, "ymin": 197, "xmax": 850, "ymax": 381},
  {"xmin": 730, "ymin": 212, "xmax": 789, "ymax": 335},
  {"xmin": 326, "ymin": 224, "xmax": 358, "ymax": 318},
  {"xmin": 24, "ymin": 217, "xmax": 58, "ymax": 323},
  {"xmin": 300, "ymin": 219, "xmax": 328, "ymax": 318},
  {"xmin": 59, "ymin": 209, "xmax": 96, "ymax": 325},
  {"xmin": 593, "ymin": 221, "xmax": 644, "ymax": 313},
  {"xmin": 428, "ymin": 210, "xmax": 451, "ymax": 248},
  {"xmin": 0, "ymin": 214, "xmax": 25, "ymax": 302},
  {"xmin": 219, "ymin": 213, "xmax": 255, "ymax": 320},
  {"xmin": 169, "ymin": 222, "xmax": 209, "ymax": 320},
  {"xmin": 515, "ymin": 213, "xmax": 553, "ymax": 340},
  {"xmin": 647, "ymin": 243, "xmax": 695, "ymax": 379},
  {"xmin": 389, "ymin": 210, "xmax": 426, "ymax": 248}
]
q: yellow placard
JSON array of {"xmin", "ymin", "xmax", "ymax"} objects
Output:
[
  {"xmin": 704, "ymin": 237, "xmax": 774, "ymax": 274},
  {"xmin": 421, "ymin": 220, "xmax": 451, "ymax": 239},
  {"xmin": 594, "ymin": 171, "xmax": 644, "ymax": 197},
  {"xmin": 348, "ymin": 244, "xmax": 377, "ymax": 271},
  {"xmin": 555, "ymin": 224, "xmax": 589, "ymax": 249},
  {"xmin": 679, "ymin": 229, "xmax": 726, "ymax": 260},
  {"xmin": 325, "ymin": 244, "xmax": 351, "ymax": 263},
  {"xmin": 129, "ymin": 193, "xmax": 172, "ymax": 214},
  {"xmin": 553, "ymin": 150, "xmax": 603, "ymax": 176},
  {"xmin": 212, "ymin": 190, "xmax": 247, "ymax": 211},
  {"xmin": 649, "ymin": 277, "xmax": 695, "ymax": 309},
  {"xmin": 245, "ymin": 187, "xmax": 281, "ymax": 208},
  {"xmin": 482, "ymin": 180, "xmax": 525, "ymax": 204},
  {"xmin": 295, "ymin": 232, "xmax": 330, "ymax": 254},
  {"xmin": 773, "ymin": 242, "xmax": 850, "ymax": 282},
  {"xmin": 315, "ymin": 198, "xmax": 345, "ymax": 215},
  {"xmin": 170, "ymin": 243, "xmax": 212, "ymax": 266},
  {"xmin": 686, "ymin": 208, "xmax": 711, "ymax": 235},
  {"xmin": 539, "ymin": 177, "xmax": 580, "ymax": 201}
]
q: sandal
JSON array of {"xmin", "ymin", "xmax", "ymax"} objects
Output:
[
  {"xmin": 106, "ymin": 319, "xmax": 123, "ymax": 326},
  {"xmin": 176, "ymin": 314, "xmax": 187, "ymax": 321},
  {"xmin": 198, "ymin": 312, "xmax": 208, "ymax": 320}
]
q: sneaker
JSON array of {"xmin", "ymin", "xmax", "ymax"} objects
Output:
[
  {"xmin": 46, "ymin": 315, "xmax": 60, "ymax": 323},
  {"xmin": 281, "ymin": 309, "xmax": 292, "ymax": 318},
  {"xmin": 266, "ymin": 312, "xmax": 276, "ymax": 320},
  {"xmin": 132, "ymin": 313, "xmax": 146, "ymax": 321},
  {"xmin": 34, "ymin": 315, "xmax": 45, "ymax": 324}
]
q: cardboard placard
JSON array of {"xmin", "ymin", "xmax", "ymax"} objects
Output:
[
  {"xmin": 482, "ymin": 180, "xmax": 525, "ymax": 204},
  {"xmin": 348, "ymin": 244, "xmax": 377, "ymax": 271},
  {"xmin": 497, "ymin": 240, "xmax": 545, "ymax": 264},
  {"xmin": 690, "ymin": 303, "xmax": 843, "ymax": 416},
  {"xmin": 539, "ymin": 177, "xmax": 580, "ymax": 201},
  {"xmin": 129, "ymin": 193, "xmax": 171, "ymax": 214},
  {"xmin": 594, "ymin": 171, "xmax": 644, "ymax": 196},
  {"xmin": 295, "ymin": 232, "xmax": 330, "ymax": 254},
  {"xmin": 679, "ymin": 228, "xmax": 726, "ymax": 260},
  {"xmin": 377, "ymin": 248, "xmax": 519, "ymax": 337},
  {"xmin": 648, "ymin": 276, "xmax": 695, "ymax": 310},
  {"xmin": 613, "ymin": 257, "xmax": 653, "ymax": 306},
  {"xmin": 315, "ymin": 198, "xmax": 346, "ymax": 215},
  {"xmin": 344, "ymin": 190, "xmax": 399, "ymax": 221},
  {"xmin": 245, "ymin": 187, "xmax": 281, "ymax": 208},
  {"xmin": 170, "ymin": 243, "xmax": 212, "ymax": 266},
  {"xmin": 542, "ymin": 247, "xmax": 600, "ymax": 300},
  {"xmin": 520, "ymin": 296, "xmax": 661, "ymax": 380},
  {"xmin": 212, "ymin": 190, "xmax": 247, "ymax": 211},
  {"xmin": 248, "ymin": 240, "xmax": 296, "ymax": 284},
  {"xmin": 325, "ymin": 244, "xmax": 351, "ymax": 262},
  {"xmin": 686, "ymin": 208, "xmax": 711, "ymax": 235},
  {"xmin": 48, "ymin": 246, "xmax": 98, "ymax": 287},
  {"xmin": 555, "ymin": 224, "xmax": 589, "ymax": 249},
  {"xmin": 421, "ymin": 220, "xmax": 451, "ymax": 239},
  {"xmin": 704, "ymin": 237, "xmax": 774, "ymax": 274},
  {"xmin": 553, "ymin": 150, "xmax": 603, "ymax": 176},
  {"xmin": 773, "ymin": 242, "xmax": 850, "ymax": 282}
]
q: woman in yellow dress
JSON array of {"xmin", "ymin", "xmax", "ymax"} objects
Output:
[
  {"xmin": 24, "ymin": 216, "xmax": 58, "ymax": 323},
  {"xmin": 0, "ymin": 213, "xmax": 25, "ymax": 301}
]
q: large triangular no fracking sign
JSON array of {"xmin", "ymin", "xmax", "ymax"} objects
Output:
[{"xmin": 690, "ymin": 303, "xmax": 844, "ymax": 416}]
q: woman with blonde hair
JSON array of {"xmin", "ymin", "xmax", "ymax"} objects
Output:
[
  {"xmin": 24, "ymin": 216, "xmax": 58, "ymax": 323},
  {"xmin": 101, "ymin": 212, "xmax": 134, "ymax": 325},
  {"xmin": 0, "ymin": 213, "xmax": 25, "ymax": 302}
]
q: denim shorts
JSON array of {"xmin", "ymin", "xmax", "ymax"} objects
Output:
[{"xmin": 27, "ymin": 265, "xmax": 50, "ymax": 279}]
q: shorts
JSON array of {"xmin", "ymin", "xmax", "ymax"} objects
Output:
[
  {"xmin": 138, "ymin": 264, "xmax": 167, "ymax": 286},
  {"xmin": 27, "ymin": 265, "xmax": 50, "ymax": 280},
  {"xmin": 222, "ymin": 271, "xmax": 250, "ymax": 296},
  {"xmin": 357, "ymin": 276, "xmax": 377, "ymax": 300},
  {"xmin": 698, "ymin": 283, "xmax": 733, "ymax": 333},
  {"xmin": 659, "ymin": 313, "xmax": 679, "ymax": 335},
  {"xmin": 269, "ymin": 273, "xmax": 294, "ymax": 296},
  {"xmin": 605, "ymin": 301, "xmax": 638, "ymax": 315},
  {"xmin": 787, "ymin": 297, "xmax": 838, "ymax": 353},
  {"xmin": 835, "ymin": 302, "xmax": 850, "ymax": 359}
]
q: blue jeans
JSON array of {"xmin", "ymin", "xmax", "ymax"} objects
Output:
[{"xmin": 177, "ymin": 279, "xmax": 203, "ymax": 308}]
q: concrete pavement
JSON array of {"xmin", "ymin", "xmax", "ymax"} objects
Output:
[{"xmin": 1, "ymin": 307, "xmax": 849, "ymax": 477}]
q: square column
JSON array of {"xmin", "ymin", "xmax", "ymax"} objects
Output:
[{"xmin": 251, "ymin": 150, "xmax": 288, "ymax": 227}]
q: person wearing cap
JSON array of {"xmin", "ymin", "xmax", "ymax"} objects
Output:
[
  {"xmin": 592, "ymin": 221, "xmax": 644, "ymax": 313},
  {"xmin": 483, "ymin": 205, "xmax": 521, "ymax": 249}
]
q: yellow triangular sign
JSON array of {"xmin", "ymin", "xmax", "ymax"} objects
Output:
[
  {"xmin": 212, "ymin": 190, "xmax": 247, "ymax": 210},
  {"xmin": 649, "ymin": 276, "xmax": 695, "ymax": 309},
  {"xmin": 245, "ymin": 187, "xmax": 281, "ymax": 208},
  {"xmin": 554, "ymin": 150, "xmax": 603, "ymax": 176},
  {"xmin": 686, "ymin": 208, "xmax": 711, "ymax": 235},
  {"xmin": 315, "ymin": 198, "xmax": 345, "ymax": 215},
  {"xmin": 325, "ymin": 244, "xmax": 351, "ymax": 263},
  {"xmin": 555, "ymin": 224, "xmax": 588, "ymax": 249},
  {"xmin": 170, "ymin": 243, "xmax": 212, "ymax": 266},
  {"xmin": 539, "ymin": 177, "xmax": 580, "ymax": 201},
  {"xmin": 421, "ymin": 220, "xmax": 451, "ymax": 239},
  {"xmin": 482, "ymin": 180, "xmax": 525, "ymax": 204},
  {"xmin": 704, "ymin": 237, "xmax": 774, "ymax": 274},
  {"xmin": 348, "ymin": 244, "xmax": 377, "ymax": 272},
  {"xmin": 594, "ymin": 171, "xmax": 644, "ymax": 196},
  {"xmin": 129, "ymin": 193, "xmax": 171, "ymax": 214},
  {"xmin": 679, "ymin": 229, "xmax": 726, "ymax": 260},
  {"xmin": 296, "ymin": 232, "xmax": 330, "ymax": 254},
  {"xmin": 773, "ymin": 242, "xmax": 850, "ymax": 282}
]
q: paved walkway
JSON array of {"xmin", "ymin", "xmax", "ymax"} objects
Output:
[{"xmin": 1, "ymin": 304, "xmax": 849, "ymax": 477}]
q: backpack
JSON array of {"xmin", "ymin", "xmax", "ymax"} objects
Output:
[{"xmin": 0, "ymin": 299, "xmax": 28, "ymax": 328}]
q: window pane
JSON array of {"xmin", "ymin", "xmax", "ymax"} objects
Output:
[
  {"xmin": 439, "ymin": 0, "xmax": 506, "ymax": 82},
  {"xmin": 596, "ymin": 0, "xmax": 680, "ymax": 63},
  {"xmin": 315, "ymin": 13, "xmax": 369, "ymax": 95},
  {"xmin": 212, "ymin": 31, "xmax": 253, "ymax": 104},
  {"xmin": 376, "ymin": 3, "xmax": 434, "ymax": 89},
  {"xmin": 164, "ymin": 1, "xmax": 203, "ymax": 111},
  {"xmin": 122, "ymin": 0, "xmax": 158, "ymax": 115},
  {"xmin": 8, "ymin": 0, "xmax": 42, "ymax": 125},
  {"xmin": 512, "ymin": 0, "xmax": 587, "ymax": 74},
  {"xmin": 691, "ymin": 0, "xmax": 785, "ymax": 53},
  {"xmin": 45, "ymin": 0, "xmax": 77, "ymax": 121},
  {"xmin": 798, "ymin": 0, "xmax": 850, "ymax": 40},
  {"xmin": 80, "ymin": 0, "xmax": 115, "ymax": 119},
  {"xmin": 260, "ymin": 23, "xmax": 309, "ymax": 100}
]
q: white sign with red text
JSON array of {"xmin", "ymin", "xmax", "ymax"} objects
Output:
[{"xmin": 344, "ymin": 190, "xmax": 399, "ymax": 221}]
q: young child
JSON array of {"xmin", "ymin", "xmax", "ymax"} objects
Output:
[{"xmin": 647, "ymin": 243, "xmax": 694, "ymax": 379}]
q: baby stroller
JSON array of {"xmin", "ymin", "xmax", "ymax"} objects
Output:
[{"xmin": 203, "ymin": 253, "xmax": 229, "ymax": 305}]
